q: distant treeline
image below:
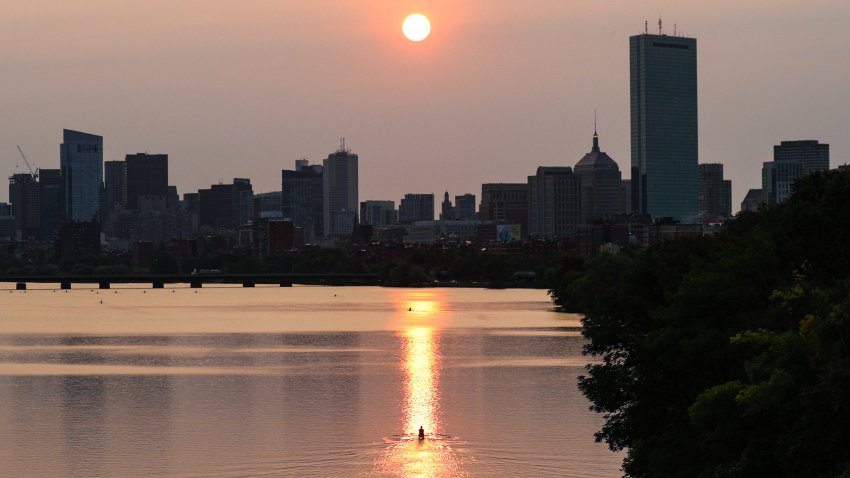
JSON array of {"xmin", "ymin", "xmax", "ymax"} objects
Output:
[
  {"xmin": 550, "ymin": 170, "xmax": 850, "ymax": 477},
  {"xmin": 0, "ymin": 242, "xmax": 572, "ymax": 288}
]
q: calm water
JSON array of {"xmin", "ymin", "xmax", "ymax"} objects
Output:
[{"xmin": 0, "ymin": 285, "xmax": 620, "ymax": 477}]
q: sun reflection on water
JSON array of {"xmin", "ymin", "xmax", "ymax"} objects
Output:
[{"xmin": 376, "ymin": 291, "xmax": 466, "ymax": 477}]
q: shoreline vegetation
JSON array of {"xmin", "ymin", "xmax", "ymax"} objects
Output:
[
  {"xmin": 0, "ymin": 242, "xmax": 566, "ymax": 289},
  {"xmin": 549, "ymin": 170, "xmax": 850, "ymax": 477}
]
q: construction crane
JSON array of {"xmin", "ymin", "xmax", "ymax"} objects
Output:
[{"xmin": 16, "ymin": 145, "xmax": 38, "ymax": 180}]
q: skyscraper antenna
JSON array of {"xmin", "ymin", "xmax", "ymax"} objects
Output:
[
  {"xmin": 645, "ymin": 20, "xmax": 648, "ymax": 34},
  {"xmin": 658, "ymin": 18, "xmax": 663, "ymax": 35},
  {"xmin": 339, "ymin": 137, "xmax": 346, "ymax": 153},
  {"xmin": 594, "ymin": 109, "xmax": 597, "ymax": 135},
  {"xmin": 674, "ymin": 24, "xmax": 677, "ymax": 36}
]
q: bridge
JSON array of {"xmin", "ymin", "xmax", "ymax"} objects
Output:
[{"xmin": 0, "ymin": 273, "xmax": 381, "ymax": 290}]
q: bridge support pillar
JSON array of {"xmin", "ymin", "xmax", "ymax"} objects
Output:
[
  {"xmin": 152, "ymin": 281, "xmax": 164, "ymax": 289},
  {"xmin": 16, "ymin": 282, "xmax": 26, "ymax": 290},
  {"xmin": 243, "ymin": 281, "xmax": 255, "ymax": 288},
  {"xmin": 61, "ymin": 282, "xmax": 71, "ymax": 290},
  {"xmin": 99, "ymin": 282, "xmax": 110, "ymax": 290},
  {"xmin": 190, "ymin": 280, "xmax": 202, "ymax": 289}
]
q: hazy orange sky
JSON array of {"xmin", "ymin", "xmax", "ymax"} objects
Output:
[{"xmin": 3, "ymin": 0, "xmax": 849, "ymax": 208}]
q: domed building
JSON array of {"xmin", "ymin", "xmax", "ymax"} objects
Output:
[{"xmin": 574, "ymin": 129, "xmax": 623, "ymax": 224}]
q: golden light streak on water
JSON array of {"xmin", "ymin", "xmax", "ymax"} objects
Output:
[
  {"xmin": 376, "ymin": 291, "xmax": 466, "ymax": 477},
  {"xmin": 403, "ymin": 326, "xmax": 439, "ymax": 437}
]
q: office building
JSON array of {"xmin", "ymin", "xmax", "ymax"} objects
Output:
[
  {"xmin": 774, "ymin": 140, "xmax": 829, "ymax": 175},
  {"xmin": 8, "ymin": 173, "xmax": 40, "ymax": 241},
  {"xmin": 620, "ymin": 180, "xmax": 632, "ymax": 215},
  {"xmin": 60, "ymin": 129, "xmax": 103, "ymax": 223},
  {"xmin": 254, "ymin": 191, "xmax": 283, "ymax": 219},
  {"xmin": 282, "ymin": 160, "xmax": 324, "ymax": 242},
  {"xmin": 38, "ymin": 169, "xmax": 62, "ymax": 242},
  {"xmin": 762, "ymin": 160, "xmax": 804, "ymax": 205},
  {"xmin": 104, "ymin": 160, "xmax": 127, "ymax": 212},
  {"xmin": 528, "ymin": 166, "xmax": 580, "ymax": 239},
  {"xmin": 574, "ymin": 130, "xmax": 623, "ymax": 223},
  {"xmin": 479, "ymin": 183, "xmax": 528, "ymax": 238},
  {"xmin": 630, "ymin": 30, "xmax": 698, "ymax": 221},
  {"xmin": 360, "ymin": 200, "xmax": 397, "ymax": 226},
  {"xmin": 198, "ymin": 179, "xmax": 254, "ymax": 231},
  {"xmin": 399, "ymin": 193, "xmax": 434, "ymax": 224},
  {"xmin": 454, "ymin": 194, "xmax": 477, "ymax": 220},
  {"xmin": 741, "ymin": 189, "xmax": 765, "ymax": 213},
  {"xmin": 323, "ymin": 143, "xmax": 359, "ymax": 238},
  {"xmin": 698, "ymin": 163, "xmax": 732, "ymax": 219},
  {"xmin": 125, "ymin": 153, "xmax": 168, "ymax": 209}
]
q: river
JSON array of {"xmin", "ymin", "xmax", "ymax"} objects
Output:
[{"xmin": 0, "ymin": 285, "xmax": 620, "ymax": 477}]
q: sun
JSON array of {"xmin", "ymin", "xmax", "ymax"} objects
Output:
[{"xmin": 402, "ymin": 13, "xmax": 431, "ymax": 42}]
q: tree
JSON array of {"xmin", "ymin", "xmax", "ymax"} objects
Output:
[{"xmin": 571, "ymin": 171, "xmax": 850, "ymax": 476}]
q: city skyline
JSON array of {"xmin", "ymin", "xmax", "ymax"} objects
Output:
[{"xmin": 3, "ymin": 1, "xmax": 849, "ymax": 207}]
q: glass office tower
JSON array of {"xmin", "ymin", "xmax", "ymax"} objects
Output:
[
  {"xmin": 630, "ymin": 32, "xmax": 698, "ymax": 222},
  {"xmin": 60, "ymin": 129, "xmax": 103, "ymax": 223}
]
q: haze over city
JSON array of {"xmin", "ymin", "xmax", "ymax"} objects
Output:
[{"xmin": 3, "ymin": 0, "xmax": 848, "ymax": 207}]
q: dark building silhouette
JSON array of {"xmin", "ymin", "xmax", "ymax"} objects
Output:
[
  {"xmin": 125, "ymin": 153, "xmax": 168, "ymax": 210},
  {"xmin": 323, "ymin": 143, "xmax": 359, "ymax": 238},
  {"xmin": 759, "ymin": 139, "xmax": 830, "ymax": 206},
  {"xmin": 38, "ymin": 169, "xmax": 62, "ymax": 242},
  {"xmin": 253, "ymin": 219, "xmax": 294, "ymax": 257},
  {"xmin": 104, "ymin": 160, "xmax": 127, "ymax": 213},
  {"xmin": 574, "ymin": 129, "xmax": 623, "ymax": 224},
  {"xmin": 698, "ymin": 163, "xmax": 732, "ymax": 219},
  {"xmin": 56, "ymin": 221, "xmax": 100, "ymax": 259},
  {"xmin": 528, "ymin": 166, "xmax": 580, "ymax": 239},
  {"xmin": 254, "ymin": 191, "xmax": 282, "ymax": 218},
  {"xmin": 440, "ymin": 191, "xmax": 453, "ymax": 220},
  {"xmin": 762, "ymin": 160, "xmax": 804, "ymax": 205},
  {"xmin": 399, "ymin": 193, "xmax": 434, "ymax": 224},
  {"xmin": 198, "ymin": 179, "xmax": 254, "ymax": 231},
  {"xmin": 282, "ymin": 160, "xmax": 324, "ymax": 242},
  {"xmin": 774, "ymin": 140, "xmax": 829, "ymax": 175},
  {"xmin": 60, "ymin": 129, "xmax": 103, "ymax": 223},
  {"xmin": 740, "ymin": 188, "xmax": 765, "ymax": 213},
  {"xmin": 479, "ymin": 183, "xmax": 528, "ymax": 238},
  {"xmin": 630, "ymin": 30, "xmax": 698, "ymax": 221},
  {"xmin": 360, "ymin": 200, "xmax": 397, "ymax": 226},
  {"xmin": 8, "ymin": 173, "xmax": 40, "ymax": 241},
  {"xmin": 454, "ymin": 194, "xmax": 476, "ymax": 220}
]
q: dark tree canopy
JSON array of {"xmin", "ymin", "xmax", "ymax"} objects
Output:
[{"xmin": 550, "ymin": 171, "xmax": 850, "ymax": 477}]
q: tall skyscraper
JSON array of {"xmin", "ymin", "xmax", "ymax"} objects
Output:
[
  {"xmin": 60, "ymin": 129, "xmax": 103, "ymax": 223},
  {"xmin": 399, "ymin": 194, "xmax": 434, "ymax": 224},
  {"xmin": 282, "ymin": 160, "xmax": 324, "ymax": 242},
  {"xmin": 574, "ymin": 129, "xmax": 623, "ymax": 224},
  {"xmin": 630, "ymin": 29, "xmax": 698, "ymax": 221},
  {"xmin": 528, "ymin": 166, "xmax": 580, "ymax": 239},
  {"xmin": 125, "ymin": 153, "xmax": 168, "ymax": 209},
  {"xmin": 323, "ymin": 142, "xmax": 359, "ymax": 238},
  {"xmin": 698, "ymin": 163, "xmax": 732, "ymax": 219}
]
